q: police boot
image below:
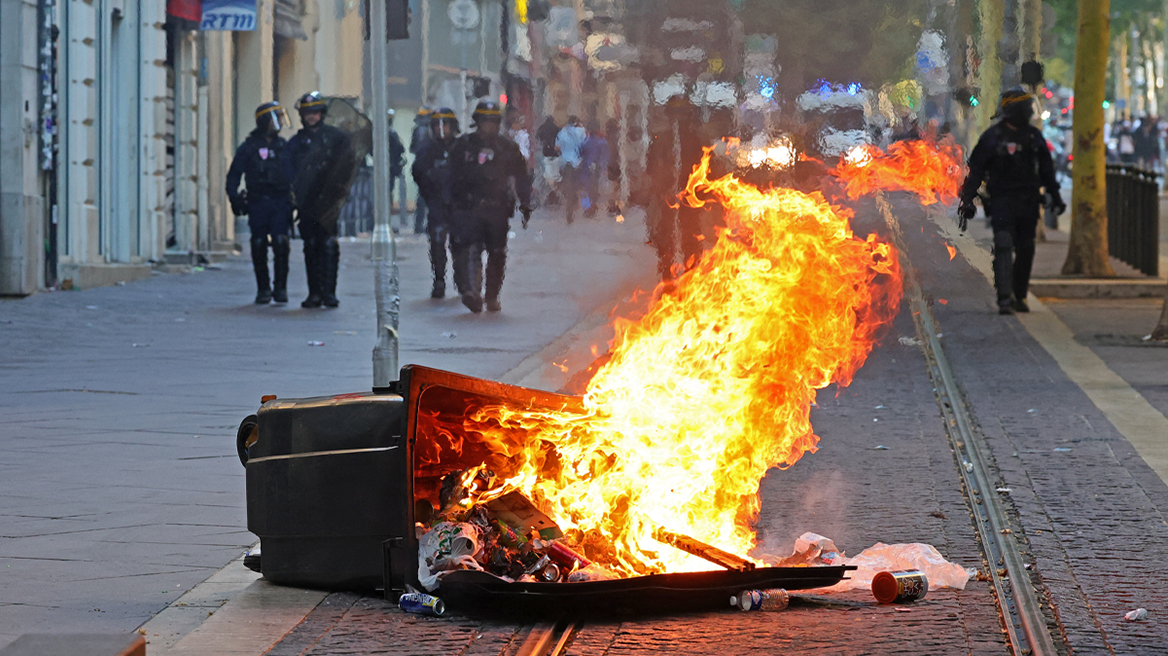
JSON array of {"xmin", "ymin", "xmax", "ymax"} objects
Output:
[
  {"xmin": 484, "ymin": 247, "xmax": 506, "ymax": 313},
  {"xmin": 992, "ymin": 230, "xmax": 1015, "ymax": 315},
  {"xmin": 271, "ymin": 234, "xmax": 290, "ymax": 304},
  {"xmin": 321, "ymin": 237, "xmax": 340, "ymax": 308},
  {"xmin": 250, "ymin": 236, "xmax": 272, "ymax": 304},
  {"xmin": 301, "ymin": 239, "xmax": 323, "ymax": 308},
  {"xmin": 460, "ymin": 244, "xmax": 484, "ymax": 313},
  {"xmin": 429, "ymin": 225, "xmax": 448, "ymax": 299}
]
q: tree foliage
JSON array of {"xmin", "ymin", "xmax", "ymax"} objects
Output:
[{"xmin": 737, "ymin": 0, "xmax": 929, "ymax": 92}]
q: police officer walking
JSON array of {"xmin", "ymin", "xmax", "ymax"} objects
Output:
[
  {"xmin": 959, "ymin": 88, "xmax": 1065, "ymax": 315},
  {"xmin": 411, "ymin": 107, "xmax": 460, "ymax": 299},
  {"xmin": 449, "ymin": 101, "xmax": 533, "ymax": 313},
  {"xmin": 288, "ymin": 91, "xmax": 357, "ymax": 309},
  {"xmin": 227, "ymin": 101, "xmax": 294, "ymax": 304}
]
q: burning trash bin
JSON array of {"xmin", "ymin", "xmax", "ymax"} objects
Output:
[{"xmin": 240, "ymin": 365, "xmax": 855, "ymax": 615}]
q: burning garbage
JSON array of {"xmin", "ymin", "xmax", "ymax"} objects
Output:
[{"xmin": 241, "ymin": 138, "xmax": 970, "ymax": 616}]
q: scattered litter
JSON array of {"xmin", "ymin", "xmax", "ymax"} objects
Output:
[
  {"xmin": 307, "ymin": 341, "xmax": 326, "ymax": 347},
  {"xmin": 995, "ymin": 488, "xmax": 1012, "ymax": 493},
  {"xmin": 1027, "ymin": 409, "xmax": 1037, "ymax": 413},
  {"xmin": 774, "ymin": 534, "xmax": 969, "ymax": 593},
  {"xmin": 399, "ymin": 591, "xmax": 446, "ymax": 616},
  {"xmin": 873, "ymin": 418, "xmax": 879, "ymax": 422},
  {"xmin": 175, "ymin": 318, "xmax": 186, "ymax": 322},
  {"xmin": 132, "ymin": 343, "xmax": 150, "ymax": 348},
  {"xmin": 507, "ymin": 231, "xmax": 517, "ymax": 239},
  {"xmin": 732, "ymin": 588, "xmax": 789, "ymax": 611},
  {"xmin": 192, "ymin": 266, "xmax": 205, "ymax": 272},
  {"xmin": 1143, "ymin": 335, "xmax": 1153, "ymax": 342},
  {"xmin": 872, "ymin": 570, "xmax": 928, "ymax": 604},
  {"xmin": 441, "ymin": 331, "xmax": 458, "ymax": 339},
  {"xmin": 898, "ymin": 336, "xmax": 923, "ymax": 347},
  {"xmin": 116, "ymin": 281, "xmax": 126, "ymax": 286},
  {"xmin": 874, "ymin": 445, "xmax": 891, "ymax": 450},
  {"xmin": 930, "ymin": 511, "xmax": 947, "ymax": 519},
  {"xmin": 935, "ymin": 333, "xmax": 943, "ymax": 339},
  {"xmin": 874, "ymin": 405, "xmax": 888, "ymax": 410},
  {"xmin": 1053, "ymin": 447, "xmax": 1072, "ymax": 452},
  {"xmin": 936, "ymin": 298, "xmax": 948, "ymax": 305},
  {"xmin": 86, "ymin": 305, "xmax": 98, "ymax": 310},
  {"xmin": 1125, "ymin": 608, "xmax": 1148, "ymax": 621},
  {"xmin": 333, "ymin": 330, "xmax": 357, "ymax": 335},
  {"xmin": 893, "ymin": 607, "xmax": 913, "ymax": 612},
  {"xmin": 963, "ymin": 461, "xmax": 973, "ymax": 472}
]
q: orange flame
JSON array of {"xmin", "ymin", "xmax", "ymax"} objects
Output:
[
  {"xmin": 946, "ymin": 243, "xmax": 957, "ymax": 260},
  {"xmin": 832, "ymin": 137, "xmax": 965, "ymax": 205},
  {"xmin": 421, "ymin": 142, "xmax": 966, "ymax": 577}
]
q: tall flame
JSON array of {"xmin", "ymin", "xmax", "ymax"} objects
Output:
[{"xmin": 427, "ymin": 142, "xmax": 966, "ymax": 577}]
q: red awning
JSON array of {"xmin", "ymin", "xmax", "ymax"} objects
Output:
[{"xmin": 167, "ymin": 0, "xmax": 203, "ymax": 23}]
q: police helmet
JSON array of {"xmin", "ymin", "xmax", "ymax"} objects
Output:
[
  {"xmin": 416, "ymin": 106, "xmax": 435, "ymax": 122},
  {"xmin": 430, "ymin": 107, "xmax": 460, "ymax": 136},
  {"xmin": 255, "ymin": 101, "xmax": 290, "ymax": 132},
  {"xmin": 472, "ymin": 101, "xmax": 503, "ymax": 124},
  {"xmin": 295, "ymin": 91, "xmax": 328, "ymax": 116},
  {"xmin": 997, "ymin": 88, "xmax": 1034, "ymax": 123}
]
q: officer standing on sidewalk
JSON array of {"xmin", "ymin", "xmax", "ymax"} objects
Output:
[
  {"xmin": 959, "ymin": 88, "xmax": 1065, "ymax": 315},
  {"xmin": 449, "ymin": 101, "xmax": 533, "ymax": 313},
  {"xmin": 227, "ymin": 101, "xmax": 294, "ymax": 305},
  {"xmin": 411, "ymin": 107, "xmax": 460, "ymax": 299},
  {"xmin": 289, "ymin": 91, "xmax": 357, "ymax": 309}
]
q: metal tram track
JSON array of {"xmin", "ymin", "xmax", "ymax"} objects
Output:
[
  {"xmin": 878, "ymin": 195, "xmax": 1057, "ymax": 656},
  {"xmin": 514, "ymin": 620, "xmax": 579, "ymax": 656}
]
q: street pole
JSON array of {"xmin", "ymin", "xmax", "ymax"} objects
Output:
[{"xmin": 371, "ymin": 0, "xmax": 400, "ymax": 387}]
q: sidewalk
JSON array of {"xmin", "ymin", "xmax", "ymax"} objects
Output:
[{"xmin": 0, "ymin": 207, "xmax": 658, "ymax": 650}]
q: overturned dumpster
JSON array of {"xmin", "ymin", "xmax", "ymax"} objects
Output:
[{"xmin": 238, "ymin": 365, "xmax": 854, "ymax": 616}]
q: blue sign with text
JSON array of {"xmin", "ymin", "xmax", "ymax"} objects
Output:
[{"xmin": 201, "ymin": 0, "xmax": 256, "ymax": 30}]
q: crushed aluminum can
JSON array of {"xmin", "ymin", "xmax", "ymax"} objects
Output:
[
  {"xmin": 538, "ymin": 561, "xmax": 562, "ymax": 582},
  {"xmin": 731, "ymin": 588, "xmax": 789, "ymax": 611},
  {"xmin": 492, "ymin": 519, "xmax": 529, "ymax": 548},
  {"xmin": 872, "ymin": 569, "xmax": 929, "ymax": 604},
  {"xmin": 398, "ymin": 592, "xmax": 446, "ymax": 616}
]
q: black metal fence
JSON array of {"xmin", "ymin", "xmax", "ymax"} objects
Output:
[{"xmin": 1105, "ymin": 164, "xmax": 1160, "ymax": 277}]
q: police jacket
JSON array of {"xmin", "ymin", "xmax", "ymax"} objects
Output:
[
  {"xmin": 411, "ymin": 136, "xmax": 457, "ymax": 208},
  {"xmin": 288, "ymin": 123, "xmax": 357, "ymax": 221},
  {"xmin": 226, "ymin": 130, "xmax": 291, "ymax": 203},
  {"xmin": 960, "ymin": 120, "xmax": 1058, "ymax": 202},
  {"xmin": 449, "ymin": 131, "xmax": 532, "ymax": 213}
]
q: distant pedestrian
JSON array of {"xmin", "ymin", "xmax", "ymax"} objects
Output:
[
  {"xmin": 958, "ymin": 88, "xmax": 1065, "ymax": 315},
  {"xmin": 536, "ymin": 116, "xmax": 562, "ymax": 205},
  {"xmin": 580, "ymin": 120, "xmax": 610, "ymax": 217},
  {"xmin": 555, "ymin": 116, "xmax": 587, "ymax": 223},
  {"xmin": 387, "ymin": 109, "xmax": 411, "ymax": 232},
  {"xmin": 411, "ymin": 107, "xmax": 435, "ymax": 232},
  {"xmin": 449, "ymin": 101, "xmax": 533, "ymax": 313},
  {"xmin": 411, "ymin": 107, "xmax": 460, "ymax": 299},
  {"xmin": 1116, "ymin": 119, "xmax": 1136, "ymax": 164},
  {"xmin": 1134, "ymin": 116, "xmax": 1161, "ymax": 171},
  {"xmin": 289, "ymin": 91, "xmax": 357, "ymax": 309},
  {"xmin": 227, "ymin": 101, "xmax": 294, "ymax": 305}
]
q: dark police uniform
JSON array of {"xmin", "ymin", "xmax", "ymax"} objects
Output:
[
  {"xmin": 412, "ymin": 133, "xmax": 458, "ymax": 298},
  {"xmin": 960, "ymin": 103, "xmax": 1061, "ymax": 314},
  {"xmin": 226, "ymin": 129, "xmax": 292, "ymax": 302},
  {"xmin": 288, "ymin": 121, "xmax": 356, "ymax": 308},
  {"xmin": 449, "ymin": 129, "xmax": 532, "ymax": 312}
]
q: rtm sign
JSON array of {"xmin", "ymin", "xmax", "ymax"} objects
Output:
[{"xmin": 201, "ymin": 0, "xmax": 257, "ymax": 30}]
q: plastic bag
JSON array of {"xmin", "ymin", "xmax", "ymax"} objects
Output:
[
  {"xmin": 417, "ymin": 522, "xmax": 485, "ymax": 591},
  {"xmin": 828, "ymin": 542, "xmax": 970, "ymax": 592}
]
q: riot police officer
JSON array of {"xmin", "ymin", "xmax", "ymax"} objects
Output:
[
  {"xmin": 288, "ymin": 91, "xmax": 357, "ymax": 308},
  {"xmin": 959, "ymin": 88, "xmax": 1065, "ymax": 315},
  {"xmin": 227, "ymin": 101, "xmax": 293, "ymax": 304},
  {"xmin": 411, "ymin": 107, "xmax": 460, "ymax": 298},
  {"xmin": 449, "ymin": 101, "xmax": 533, "ymax": 313}
]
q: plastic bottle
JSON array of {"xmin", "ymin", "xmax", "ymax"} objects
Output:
[{"xmin": 730, "ymin": 588, "xmax": 789, "ymax": 611}]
